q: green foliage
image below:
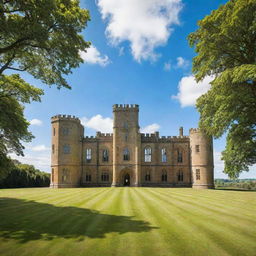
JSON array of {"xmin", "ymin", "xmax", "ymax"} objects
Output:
[
  {"xmin": 188, "ymin": 0, "xmax": 256, "ymax": 178},
  {"xmin": 0, "ymin": 0, "xmax": 90, "ymax": 88},
  {"xmin": 0, "ymin": 188, "xmax": 255, "ymax": 256},
  {"xmin": 0, "ymin": 0, "xmax": 90, "ymax": 178},
  {"xmin": 0, "ymin": 161, "xmax": 50, "ymax": 188},
  {"xmin": 0, "ymin": 74, "xmax": 43, "ymax": 158},
  {"xmin": 215, "ymin": 178, "xmax": 256, "ymax": 190}
]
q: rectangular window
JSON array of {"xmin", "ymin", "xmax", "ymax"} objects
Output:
[
  {"xmin": 52, "ymin": 144, "xmax": 55, "ymax": 154},
  {"xmin": 177, "ymin": 150, "xmax": 183, "ymax": 163},
  {"xmin": 86, "ymin": 148, "xmax": 92, "ymax": 162},
  {"xmin": 62, "ymin": 127, "xmax": 69, "ymax": 136},
  {"xmin": 196, "ymin": 169, "xmax": 200, "ymax": 180},
  {"xmin": 85, "ymin": 173, "xmax": 91, "ymax": 182},
  {"xmin": 102, "ymin": 149, "xmax": 109, "ymax": 162},
  {"xmin": 62, "ymin": 168, "xmax": 70, "ymax": 183},
  {"xmin": 101, "ymin": 172, "xmax": 109, "ymax": 182},
  {"xmin": 53, "ymin": 128, "xmax": 55, "ymax": 136},
  {"xmin": 161, "ymin": 148, "xmax": 167, "ymax": 162},
  {"xmin": 196, "ymin": 145, "xmax": 200, "ymax": 152},
  {"xmin": 145, "ymin": 147, "xmax": 152, "ymax": 162},
  {"xmin": 63, "ymin": 144, "xmax": 70, "ymax": 154}
]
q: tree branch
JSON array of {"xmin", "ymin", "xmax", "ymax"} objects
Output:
[
  {"xmin": 5, "ymin": 66, "xmax": 28, "ymax": 72},
  {"xmin": 0, "ymin": 37, "xmax": 31, "ymax": 54},
  {"xmin": 0, "ymin": 54, "xmax": 15, "ymax": 74}
]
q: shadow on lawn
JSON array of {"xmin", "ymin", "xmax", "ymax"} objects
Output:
[{"xmin": 0, "ymin": 198, "xmax": 157, "ymax": 243}]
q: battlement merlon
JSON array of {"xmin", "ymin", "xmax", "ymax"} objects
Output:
[
  {"xmin": 51, "ymin": 114, "xmax": 81, "ymax": 124},
  {"xmin": 96, "ymin": 132, "xmax": 113, "ymax": 138},
  {"xmin": 189, "ymin": 128, "xmax": 200, "ymax": 134},
  {"xmin": 113, "ymin": 104, "xmax": 139, "ymax": 112}
]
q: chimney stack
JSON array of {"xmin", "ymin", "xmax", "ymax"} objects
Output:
[{"xmin": 179, "ymin": 127, "xmax": 183, "ymax": 136}]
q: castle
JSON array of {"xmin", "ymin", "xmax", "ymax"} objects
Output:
[{"xmin": 50, "ymin": 104, "xmax": 214, "ymax": 189}]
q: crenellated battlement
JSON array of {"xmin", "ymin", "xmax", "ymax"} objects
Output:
[
  {"xmin": 51, "ymin": 114, "xmax": 81, "ymax": 123},
  {"xmin": 83, "ymin": 136, "xmax": 97, "ymax": 142},
  {"xmin": 189, "ymin": 128, "xmax": 200, "ymax": 134},
  {"xmin": 96, "ymin": 132, "xmax": 113, "ymax": 138},
  {"xmin": 113, "ymin": 104, "xmax": 139, "ymax": 111},
  {"xmin": 141, "ymin": 133, "xmax": 189, "ymax": 142}
]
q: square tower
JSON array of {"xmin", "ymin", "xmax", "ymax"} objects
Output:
[{"xmin": 112, "ymin": 104, "xmax": 141, "ymax": 186}]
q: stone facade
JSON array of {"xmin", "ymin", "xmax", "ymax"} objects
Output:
[{"xmin": 50, "ymin": 104, "xmax": 214, "ymax": 189}]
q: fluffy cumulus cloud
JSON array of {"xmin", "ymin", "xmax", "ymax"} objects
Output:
[
  {"xmin": 97, "ymin": 0, "xmax": 183, "ymax": 62},
  {"xmin": 141, "ymin": 123, "xmax": 160, "ymax": 133},
  {"xmin": 81, "ymin": 115, "xmax": 113, "ymax": 133},
  {"xmin": 30, "ymin": 119, "xmax": 43, "ymax": 126},
  {"xmin": 80, "ymin": 45, "xmax": 110, "ymax": 67},
  {"xmin": 172, "ymin": 75, "xmax": 213, "ymax": 107},
  {"xmin": 176, "ymin": 56, "xmax": 189, "ymax": 68}
]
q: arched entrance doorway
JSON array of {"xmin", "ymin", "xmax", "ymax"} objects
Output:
[{"xmin": 124, "ymin": 173, "xmax": 130, "ymax": 186}]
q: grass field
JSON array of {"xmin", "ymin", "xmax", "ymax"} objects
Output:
[{"xmin": 0, "ymin": 188, "xmax": 255, "ymax": 256}]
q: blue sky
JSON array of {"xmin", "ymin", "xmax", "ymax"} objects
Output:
[{"xmin": 11, "ymin": 0, "xmax": 256, "ymax": 179}]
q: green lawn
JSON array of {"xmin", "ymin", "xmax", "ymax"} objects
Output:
[{"xmin": 0, "ymin": 188, "xmax": 255, "ymax": 256}]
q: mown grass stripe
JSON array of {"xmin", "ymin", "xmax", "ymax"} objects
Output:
[
  {"xmin": 140, "ymin": 188, "xmax": 256, "ymax": 256},
  {"xmin": 0, "ymin": 188, "xmax": 255, "ymax": 256}
]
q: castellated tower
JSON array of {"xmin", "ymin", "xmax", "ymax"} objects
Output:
[
  {"xmin": 112, "ymin": 104, "xmax": 141, "ymax": 186},
  {"xmin": 51, "ymin": 115, "xmax": 84, "ymax": 188},
  {"xmin": 189, "ymin": 128, "xmax": 214, "ymax": 189}
]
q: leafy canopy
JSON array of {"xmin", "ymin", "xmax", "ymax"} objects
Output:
[
  {"xmin": 0, "ymin": 0, "xmax": 90, "ymax": 178},
  {"xmin": 188, "ymin": 0, "xmax": 256, "ymax": 178},
  {"xmin": 0, "ymin": 0, "xmax": 90, "ymax": 88}
]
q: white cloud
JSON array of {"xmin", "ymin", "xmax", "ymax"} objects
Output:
[
  {"xmin": 97, "ymin": 0, "xmax": 183, "ymax": 62},
  {"xmin": 172, "ymin": 75, "xmax": 213, "ymax": 107},
  {"xmin": 30, "ymin": 119, "xmax": 43, "ymax": 126},
  {"xmin": 80, "ymin": 45, "xmax": 110, "ymax": 66},
  {"xmin": 81, "ymin": 115, "xmax": 113, "ymax": 133},
  {"xmin": 30, "ymin": 145, "xmax": 50, "ymax": 152},
  {"xmin": 164, "ymin": 61, "xmax": 171, "ymax": 71},
  {"xmin": 9, "ymin": 151, "xmax": 50, "ymax": 172},
  {"xmin": 141, "ymin": 123, "xmax": 160, "ymax": 133},
  {"xmin": 176, "ymin": 56, "xmax": 189, "ymax": 68}
]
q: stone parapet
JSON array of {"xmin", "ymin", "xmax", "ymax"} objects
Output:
[
  {"xmin": 51, "ymin": 114, "xmax": 81, "ymax": 123},
  {"xmin": 113, "ymin": 104, "xmax": 139, "ymax": 112}
]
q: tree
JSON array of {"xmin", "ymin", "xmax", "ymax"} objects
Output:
[
  {"xmin": 188, "ymin": 0, "xmax": 256, "ymax": 179},
  {"xmin": 0, "ymin": 0, "xmax": 90, "ymax": 88},
  {"xmin": 0, "ymin": 1, "xmax": 90, "ymax": 178},
  {"xmin": 0, "ymin": 161, "xmax": 50, "ymax": 188}
]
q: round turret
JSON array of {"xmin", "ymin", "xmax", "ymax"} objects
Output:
[
  {"xmin": 189, "ymin": 128, "xmax": 214, "ymax": 189},
  {"xmin": 51, "ymin": 115, "xmax": 84, "ymax": 188}
]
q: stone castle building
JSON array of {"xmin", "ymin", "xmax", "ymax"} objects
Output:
[{"xmin": 51, "ymin": 104, "xmax": 214, "ymax": 189}]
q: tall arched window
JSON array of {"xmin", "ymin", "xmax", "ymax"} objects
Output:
[
  {"xmin": 177, "ymin": 149, "xmax": 183, "ymax": 163},
  {"xmin": 162, "ymin": 170, "xmax": 167, "ymax": 182},
  {"xmin": 102, "ymin": 149, "xmax": 109, "ymax": 162},
  {"xmin": 145, "ymin": 170, "xmax": 151, "ymax": 181},
  {"xmin": 145, "ymin": 147, "xmax": 152, "ymax": 162},
  {"xmin": 86, "ymin": 148, "xmax": 92, "ymax": 162},
  {"xmin": 161, "ymin": 148, "xmax": 167, "ymax": 162},
  {"xmin": 177, "ymin": 170, "xmax": 183, "ymax": 182},
  {"xmin": 123, "ymin": 148, "xmax": 130, "ymax": 161}
]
